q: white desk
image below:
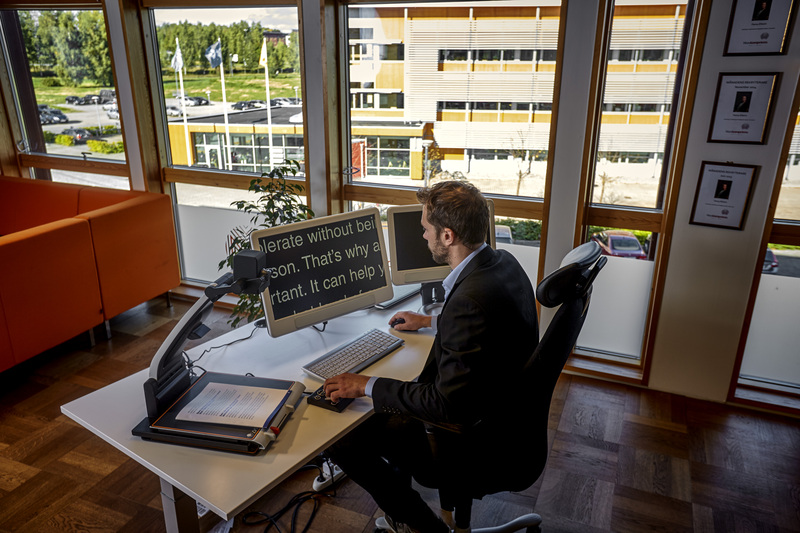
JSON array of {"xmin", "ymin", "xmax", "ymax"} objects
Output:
[{"xmin": 61, "ymin": 301, "xmax": 433, "ymax": 533}]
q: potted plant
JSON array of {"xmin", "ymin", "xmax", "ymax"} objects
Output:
[{"xmin": 219, "ymin": 160, "xmax": 314, "ymax": 327}]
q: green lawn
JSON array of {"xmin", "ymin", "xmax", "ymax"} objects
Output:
[{"xmin": 32, "ymin": 71, "xmax": 302, "ymax": 106}]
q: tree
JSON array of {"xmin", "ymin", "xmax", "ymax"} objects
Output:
[
  {"xmin": 52, "ymin": 12, "xmax": 87, "ymax": 87},
  {"xmin": 78, "ymin": 11, "xmax": 112, "ymax": 86},
  {"xmin": 18, "ymin": 12, "xmax": 37, "ymax": 72},
  {"xmin": 34, "ymin": 11, "xmax": 58, "ymax": 75},
  {"xmin": 287, "ymin": 31, "xmax": 301, "ymax": 73}
]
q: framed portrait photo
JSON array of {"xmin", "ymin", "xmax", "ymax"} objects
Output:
[
  {"xmin": 690, "ymin": 162, "xmax": 758, "ymax": 230},
  {"xmin": 708, "ymin": 73, "xmax": 779, "ymax": 144},
  {"xmin": 725, "ymin": 0, "xmax": 796, "ymax": 55}
]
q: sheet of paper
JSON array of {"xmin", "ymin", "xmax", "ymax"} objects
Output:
[{"xmin": 176, "ymin": 383, "xmax": 286, "ymax": 427}]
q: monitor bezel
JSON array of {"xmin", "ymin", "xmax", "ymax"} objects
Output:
[
  {"xmin": 250, "ymin": 207, "xmax": 394, "ymax": 337},
  {"xmin": 387, "ymin": 200, "xmax": 495, "ymax": 286}
]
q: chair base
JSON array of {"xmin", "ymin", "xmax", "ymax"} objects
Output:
[
  {"xmin": 375, "ymin": 513, "xmax": 542, "ymax": 533},
  {"xmin": 472, "ymin": 513, "xmax": 542, "ymax": 533}
]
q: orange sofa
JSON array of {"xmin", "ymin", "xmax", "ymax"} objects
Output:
[{"xmin": 0, "ymin": 176, "xmax": 180, "ymax": 372}]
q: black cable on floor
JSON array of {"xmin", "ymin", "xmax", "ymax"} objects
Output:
[{"xmin": 240, "ymin": 460, "xmax": 344, "ymax": 533}]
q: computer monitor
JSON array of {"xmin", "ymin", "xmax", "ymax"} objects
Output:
[
  {"xmin": 250, "ymin": 207, "xmax": 393, "ymax": 337},
  {"xmin": 386, "ymin": 200, "xmax": 496, "ymax": 285}
]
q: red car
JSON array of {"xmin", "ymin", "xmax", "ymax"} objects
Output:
[
  {"xmin": 591, "ymin": 230, "xmax": 647, "ymax": 260},
  {"xmin": 763, "ymin": 248, "xmax": 779, "ymax": 274}
]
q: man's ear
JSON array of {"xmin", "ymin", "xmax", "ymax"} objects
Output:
[{"xmin": 440, "ymin": 227, "xmax": 456, "ymax": 246}]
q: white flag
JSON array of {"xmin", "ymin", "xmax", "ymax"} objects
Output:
[
  {"xmin": 205, "ymin": 39, "xmax": 223, "ymax": 69},
  {"xmin": 259, "ymin": 38, "xmax": 268, "ymax": 68},
  {"xmin": 171, "ymin": 41, "xmax": 183, "ymax": 71}
]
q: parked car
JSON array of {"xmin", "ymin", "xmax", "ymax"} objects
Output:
[
  {"xmin": 65, "ymin": 95, "xmax": 81, "ymax": 105},
  {"xmin": 165, "ymin": 105, "xmax": 182, "ymax": 117},
  {"xmin": 40, "ymin": 109, "xmax": 68, "ymax": 124},
  {"xmin": 591, "ymin": 230, "xmax": 647, "ymax": 260},
  {"xmin": 180, "ymin": 95, "xmax": 209, "ymax": 106},
  {"xmin": 106, "ymin": 108, "xmax": 120, "ymax": 120},
  {"xmin": 76, "ymin": 94, "xmax": 101, "ymax": 105},
  {"xmin": 38, "ymin": 105, "xmax": 65, "ymax": 123},
  {"xmin": 232, "ymin": 100, "xmax": 258, "ymax": 110},
  {"xmin": 99, "ymin": 89, "xmax": 116, "ymax": 102},
  {"xmin": 495, "ymin": 225, "xmax": 513, "ymax": 244},
  {"xmin": 763, "ymin": 248, "xmax": 779, "ymax": 274},
  {"xmin": 60, "ymin": 127, "xmax": 96, "ymax": 143}
]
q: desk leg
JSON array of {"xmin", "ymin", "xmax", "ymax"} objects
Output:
[{"xmin": 160, "ymin": 478, "xmax": 200, "ymax": 533}]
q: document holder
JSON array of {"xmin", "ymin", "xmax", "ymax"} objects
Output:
[
  {"xmin": 131, "ymin": 267, "xmax": 305, "ymax": 455},
  {"xmin": 133, "ymin": 372, "xmax": 305, "ymax": 455}
]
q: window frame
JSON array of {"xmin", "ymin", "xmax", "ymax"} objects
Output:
[{"xmin": 0, "ymin": 5, "xmax": 130, "ymax": 184}]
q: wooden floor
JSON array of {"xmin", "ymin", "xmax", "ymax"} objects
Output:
[{"xmin": 1, "ymin": 296, "xmax": 799, "ymax": 533}]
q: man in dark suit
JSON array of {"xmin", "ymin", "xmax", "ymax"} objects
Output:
[{"xmin": 324, "ymin": 181, "xmax": 539, "ymax": 533}]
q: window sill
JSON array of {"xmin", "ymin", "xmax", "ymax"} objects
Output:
[
  {"xmin": 730, "ymin": 380, "xmax": 800, "ymax": 418},
  {"xmin": 564, "ymin": 353, "xmax": 645, "ymax": 385}
]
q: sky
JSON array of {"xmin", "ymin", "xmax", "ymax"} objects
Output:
[{"xmin": 153, "ymin": 7, "xmax": 298, "ymax": 33}]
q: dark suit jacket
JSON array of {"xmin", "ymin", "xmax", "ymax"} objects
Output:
[{"xmin": 372, "ymin": 247, "xmax": 540, "ymax": 494}]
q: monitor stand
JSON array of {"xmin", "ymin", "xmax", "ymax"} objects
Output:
[{"xmin": 421, "ymin": 281, "xmax": 445, "ymax": 314}]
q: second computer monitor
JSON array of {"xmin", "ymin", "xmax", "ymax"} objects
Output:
[{"xmin": 386, "ymin": 200, "xmax": 495, "ymax": 285}]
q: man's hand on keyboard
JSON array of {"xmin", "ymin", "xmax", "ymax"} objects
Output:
[
  {"xmin": 388, "ymin": 311, "xmax": 431, "ymax": 331},
  {"xmin": 324, "ymin": 373, "xmax": 370, "ymax": 402}
]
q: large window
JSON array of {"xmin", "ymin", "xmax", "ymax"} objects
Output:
[
  {"xmin": 347, "ymin": 2, "xmax": 560, "ymax": 197},
  {"xmin": 577, "ymin": 2, "xmax": 688, "ymax": 365},
  {"xmin": 153, "ymin": 7, "xmax": 302, "ymax": 180},
  {"xmin": 591, "ymin": 3, "xmax": 686, "ymax": 210},
  {"xmin": 737, "ymin": 111, "xmax": 800, "ymax": 401},
  {"xmin": 150, "ymin": 6, "xmax": 303, "ymax": 282},
  {"xmin": 0, "ymin": 9, "xmax": 127, "ymax": 188}
]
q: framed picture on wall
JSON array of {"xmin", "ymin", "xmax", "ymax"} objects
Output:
[
  {"xmin": 708, "ymin": 72, "xmax": 779, "ymax": 144},
  {"xmin": 690, "ymin": 162, "xmax": 758, "ymax": 230},
  {"xmin": 724, "ymin": 0, "xmax": 796, "ymax": 55}
]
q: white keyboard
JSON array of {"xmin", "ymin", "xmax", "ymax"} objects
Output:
[{"xmin": 302, "ymin": 329, "xmax": 404, "ymax": 381}]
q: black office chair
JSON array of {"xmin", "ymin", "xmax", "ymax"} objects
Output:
[{"xmin": 433, "ymin": 241, "xmax": 607, "ymax": 533}]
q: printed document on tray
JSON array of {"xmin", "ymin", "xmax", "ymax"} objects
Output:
[{"xmin": 176, "ymin": 383, "xmax": 286, "ymax": 428}]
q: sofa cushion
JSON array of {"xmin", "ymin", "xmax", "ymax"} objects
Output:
[
  {"xmin": 0, "ymin": 218, "xmax": 103, "ymax": 363},
  {"xmin": 76, "ymin": 194, "xmax": 180, "ymax": 319},
  {"xmin": 0, "ymin": 176, "xmax": 81, "ymax": 235}
]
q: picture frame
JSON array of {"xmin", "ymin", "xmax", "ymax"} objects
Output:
[
  {"xmin": 724, "ymin": 0, "xmax": 796, "ymax": 55},
  {"xmin": 690, "ymin": 162, "xmax": 758, "ymax": 230},
  {"xmin": 708, "ymin": 72, "xmax": 779, "ymax": 144}
]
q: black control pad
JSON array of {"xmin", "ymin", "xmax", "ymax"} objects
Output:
[{"xmin": 307, "ymin": 386, "xmax": 354, "ymax": 412}]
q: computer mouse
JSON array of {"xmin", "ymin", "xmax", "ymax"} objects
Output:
[{"xmin": 390, "ymin": 317, "xmax": 405, "ymax": 327}]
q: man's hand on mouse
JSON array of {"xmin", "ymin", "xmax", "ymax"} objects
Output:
[
  {"xmin": 388, "ymin": 311, "xmax": 431, "ymax": 331},
  {"xmin": 324, "ymin": 373, "xmax": 369, "ymax": 401}
]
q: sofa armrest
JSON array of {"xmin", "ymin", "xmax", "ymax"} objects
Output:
[
  {"xmin": 0, "ymin": 218, "xmax": 103, "ymax": 364},
  {"xmin": 77, "ymin": 193, "xmax": 180, "ymax": 319}
]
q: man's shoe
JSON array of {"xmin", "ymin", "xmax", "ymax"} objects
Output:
[{"xmin": 375, "ymin": 514, "xmax": 449, "ymax": 533}]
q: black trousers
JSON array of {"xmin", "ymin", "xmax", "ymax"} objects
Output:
[{"xmin": 326, "ymin": 413, "xmax": 446, "ymax": 531}]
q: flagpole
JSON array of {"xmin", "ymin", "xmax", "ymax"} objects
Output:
[
  {"xmin": 261, "ymin": 37, "xmax": 274, "ymax": 173},
  {"xmin": 175, "ymin": 38, "xmax": 191, "ymax": 166},
  {"xmin": 217, "ymin": 38, "xmax": 233, "ymax": 171}
]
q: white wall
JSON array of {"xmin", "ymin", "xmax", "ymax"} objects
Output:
[{"xmin": 648, "ymin": 0, "xmax": 800, "ymax": 401}]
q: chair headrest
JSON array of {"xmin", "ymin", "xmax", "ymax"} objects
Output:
[{"xmin": 536, "ymin": 241, "xmax": 606, "ymax": 308}]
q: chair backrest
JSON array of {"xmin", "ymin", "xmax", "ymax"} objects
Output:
[
  {"xmin": 433, "ymin": 242, "xmax": 606, "ymax": 499},
  {"xmin": 526, "ymin": 241, "xmax": 607, "ymax": 410},
  {"xmin": 499, "ymin": 241, "xmax": 606, "ymax": 493}
]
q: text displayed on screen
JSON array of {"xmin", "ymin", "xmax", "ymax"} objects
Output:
[{"xmin": 251, "ymin": 208, "xmax": 393, "ymax": 337}]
